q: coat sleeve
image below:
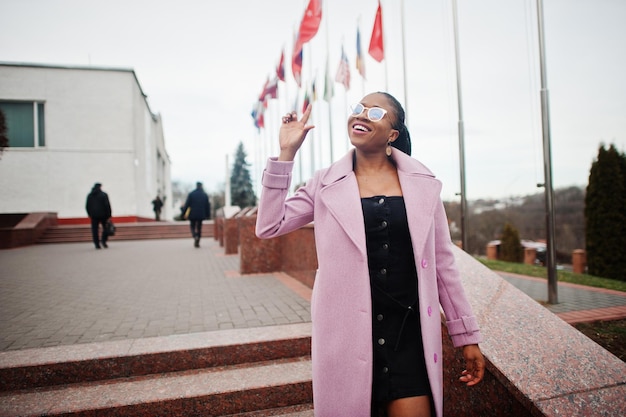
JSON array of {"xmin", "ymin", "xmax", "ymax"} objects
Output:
[
  {"xmin": 255, "ymin": 157, "xmax": 316, "ymax": 239},
  {"xmin": 433, "ymin": 199, "xmax": 482, "ymax": 347}
]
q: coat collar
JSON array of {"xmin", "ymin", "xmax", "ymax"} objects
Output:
[
  {"xmin": 320, "ymin": 148, "xmax": 436, "ymax": 186},
  {"xmin": 317, "ymin": 148, "xmax": 443, "ymax": 256}
]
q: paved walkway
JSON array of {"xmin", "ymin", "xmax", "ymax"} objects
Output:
[
  {"xmin": 0, "ymin": 238, "xmax": 311, "ymax": 351},
  {"xmin": 0, "ymin": 238, "xmax": 625, "ymax": 351}
]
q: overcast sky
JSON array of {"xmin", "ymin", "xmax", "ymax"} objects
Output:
[{"xmin": 1, "ymin": 0, "xmax": 625, "ymax": 201}]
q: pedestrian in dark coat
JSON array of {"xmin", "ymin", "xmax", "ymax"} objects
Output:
[
  {"xmin": 182, "ymin": 182, "xmax": 211, "ymax": 247},
  {"xmin": 85, "ymin": 183, "xmax": 112, "ymax": 249},
  {"xmin": 151, "ymin": 195, "xmax": 164, "ymax": 221}
]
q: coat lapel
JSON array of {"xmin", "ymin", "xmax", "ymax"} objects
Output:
[
  {"xmin": 319, "ymin": 151, "xmax": 367, "ymax": 254},
  {"xmin": 393, "ymin": 149, "xmax": 442, "ymax": 257}
]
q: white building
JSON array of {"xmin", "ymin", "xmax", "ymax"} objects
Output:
[{"xmin": 0, "ymin": 62, "xmax": 172, "ymax": 222}]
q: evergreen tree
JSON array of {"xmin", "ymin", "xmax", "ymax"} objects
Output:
[
  {"xmin": 585, "ymin": 144, "xmax": 626, "ymax": 280},
  {"xmin": 230, "ymin": 142, "xmax": 257, "ymax": 208},
  {"xmin": 499, "ymin": 222, "xmax": 524, "ymax": 263}
]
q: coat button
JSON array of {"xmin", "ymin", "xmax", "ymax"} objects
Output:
[
  {"xmin": 382, "ymin": 366, "xmax": 389, "ymax": 373},
  {"xmin": 378, "ymin": 338, "xmax": 385, "ymax": 345},
  {"xmin": 381, "ymin": 220, "xmax": 388, "ymax": 228},
  {"xmin": 377, "ymin": 314, "xmax": 384, "ymax": 321},
  {"xmin": 378, "ymin": 197, "xmax": 385, "ymax": 205},
  {"xmin": 380, "ymin": 268, "xmax": 387, "ymax": 275},
  {"xmin": 427, "ymin": 306, "xmax": 432, "ymax": 317},
  {"xmin": 421, "ymin": 259, "xmax": 428, "ymax": 268},
  {"xmin": 382, "ymin": 243, "xmax": 389, "ymax": 250}
]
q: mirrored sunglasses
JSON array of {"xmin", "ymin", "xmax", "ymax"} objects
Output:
[{"xmin": 350, "ymin": 103, "xmax": 388, "ymax": 122}]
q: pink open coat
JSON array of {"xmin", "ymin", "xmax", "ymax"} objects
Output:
[{"xmin": 256, "ymin": 148, "xmax": 482, "ymax": 417}]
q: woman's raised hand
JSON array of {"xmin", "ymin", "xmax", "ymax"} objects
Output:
[{"xmin": 278, "ymin": 104, "xmax": 314, "ymax": 161}]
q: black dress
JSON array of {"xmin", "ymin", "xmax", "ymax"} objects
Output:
[{"xmin": 361, "ymin": 196, "xmax": 431, "ymax": 405}]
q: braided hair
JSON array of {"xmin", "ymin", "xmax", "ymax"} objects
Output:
[{"xmin": 379, "ymin": 92, "xmax": 411, "ymax": 156}]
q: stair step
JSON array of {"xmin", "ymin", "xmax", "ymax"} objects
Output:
[
  {"xmin": 224, "ymin": 403, "xmax": 314, "ymax": 416},
  {"xmin": 0, "ymin": 323, "xmax": 312, "ymax": 392},
  {"xmin": 0, "ymin": 324, "xmax": 313, "ymax": 416},
  {"xmin": 36, "ymin": 222, "xmax": 213, "ymax": 244},
  {"xmin": 0, "ymin": 358, "xmax": 312, "ymax": 417}
]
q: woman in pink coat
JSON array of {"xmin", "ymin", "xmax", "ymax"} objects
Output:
[{"xmin": 256, "ymin": 92, "xmax": 484, "ymax": 417}]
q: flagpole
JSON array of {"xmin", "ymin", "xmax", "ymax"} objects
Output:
[
  {"xmin": 382, "ymin": 0, "xmax": 388, "ymax": 91},
  {"xmin": 306, "ymin": 45, "xmax": 315, "ymax": 178},
  {"xmin": 452, "ymin": 0, "xmax": 468, "ymax": 252},
  {"xmin": 325, "ymin": 0, "xmax": 334, "ymax": 164},
  {"xmin": 358, "ymin": 16, "xmax": 366, "ymax": 97},
  {"xmin": 536, "ymin": 0, "xmax": 558, "ymax": 304},
  {"xmin": 400, "ymin": 0, "xmax": 409, "ymax": 125}
]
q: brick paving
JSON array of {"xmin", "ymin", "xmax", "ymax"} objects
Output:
[
  {"xmin": 0, "ymin": 238, "xmax": 311, "ymax": 351},
  {"xmin": 500, "ymin": 272, "xmax": 626, "ymax": 323},
  {"xmin": 0, "ymin": 239, "xmax": 625, "ymax": 352}
]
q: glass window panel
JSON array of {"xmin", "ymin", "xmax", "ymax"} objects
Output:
[{"xmin": 0, "ymin": 102, "xmax": 34, "ymax": 147}]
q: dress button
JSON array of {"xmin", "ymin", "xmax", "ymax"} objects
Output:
[
  {"xmin": 377, "ymin": 314, "xmax": 384, "ymax": 321},
  {"xmin": 378, "ymin": 338, "xmax": 385, "ymax": 345},
  {"xmin": 378, "ymin": 197, "xmax": 385, "ymax": 205},
  {"xmin": 382, "ymin": 366, "xmax": 389, "ymax": 373},
  {"xmin": 381, "ymin": 220, "xmax": 388, "ymax": 228}
]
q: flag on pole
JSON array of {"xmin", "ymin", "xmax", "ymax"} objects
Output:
[
  {"xmin": 292, "ymin": 29, "xmax": 303, "ymax": 87},
  {"xmin": 293, "ymin": 0, "xmax": 323, "ymax": 53},
  {"xmin": 276, "ymin": 49, "xmax": 285, "ymax": 82},
  {"xmin": 356, "ymin": 26, "xmax": 366, "ymax": 78},
  {"xmin": 335, "ymin": 46, "xmax": 351, "ymax": 90},
  {"xmin": 258, "ymin": 76, "xmax": 278, "ymax": 101},
  {"xmin": 324, "ymin": 56, "xmax": 334, "ymax": 102},
  {"xmin": 292, "ymin": 46, "xmax": 303, "ymax": 87},
  {"xmin": 251, "ymin": 100, "xmax": 265, "ymax": 130},
  {"xmin": 368, "ymin": 0, "xmax": 384, "ymax": 62},
  {"xmin": 302, "ymin": 88, "xmax": 310, "ymax": 113}
]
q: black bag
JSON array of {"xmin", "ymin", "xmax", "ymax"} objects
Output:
[{"xmin": 105, "ymin": 220, "xmax": 116, "ymax": 236}]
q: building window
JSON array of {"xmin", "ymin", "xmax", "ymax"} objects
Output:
[{"xmin": 0, "ymin": 101, "xmax": 45, "ymax": 148}]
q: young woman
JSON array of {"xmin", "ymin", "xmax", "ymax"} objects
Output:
[{"xmin": 256, "ymin": 92, "xmax": 484, "ymax": 417}]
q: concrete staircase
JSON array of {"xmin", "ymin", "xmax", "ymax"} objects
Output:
[
  {"xmin": 37, "ymin": 221, "xmax": 213, "ymax": 244},
  {"xmin": 0, "ymin": 324, "xmax": 314, "ymax": 416}
]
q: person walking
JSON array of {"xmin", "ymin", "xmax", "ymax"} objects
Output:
[
  {"xmin": 255, "ymin": 92, "xmax": 484, "ymax": 417},
  {"xmin": 85, "ymin": 182, "xmax": 112, "ymax": 249},
  {"xmin": 151, "ymin": 195, "xmax": 164, "ymax": 221},
  {"xmin": 182, "ymin": 182, "xmax": 211, "ymax": 248}
]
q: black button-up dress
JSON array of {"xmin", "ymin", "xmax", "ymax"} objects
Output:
[{"xmin": 361, "ymin": 196, "xmax": 431, "ymax": 404}]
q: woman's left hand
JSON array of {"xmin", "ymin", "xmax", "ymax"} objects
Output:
[{"xmin": 459, "ymin": 344, "xmax": 485, "ymax": 386}]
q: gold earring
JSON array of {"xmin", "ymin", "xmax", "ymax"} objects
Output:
[{"xmin": 386, "ymin": 141, "xmax": 392, "ymax": 156}]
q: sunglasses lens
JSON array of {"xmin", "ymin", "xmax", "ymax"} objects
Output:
[
  {"xmin": 368, "ymin": 108, "xmax": 385, "ymax": 121},
  {"xmin": 351, "ymin": 103, "xmax": 364, "ymax": 116}
]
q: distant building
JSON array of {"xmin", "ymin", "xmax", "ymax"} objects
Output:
[{"xmin": 0, "ymin": 62, "xmax": 172, "ymax": 222}]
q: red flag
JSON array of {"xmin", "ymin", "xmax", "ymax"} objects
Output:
[
  {"xmin": 294, "ymin": 0, "xmax": 322, "ymax": 53},
  {"xmin": 368, "ymin": 1, "xmax": 384, "ymax": 62},
  {"xmin": 276, "ymin": 50, "xmax": 285, "ymax": 82},
  {"xmin": 335, "ymin": 46, "xmax": 350, "ymax": 91},
  {"xmin": 292, "ymin": 41, "xmax": 303, "ymax": 87}
]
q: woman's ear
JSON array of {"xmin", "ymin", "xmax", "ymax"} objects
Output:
[{"xmin": 388, "ymin": 129, "xmax": 400, "ymax": 143}]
